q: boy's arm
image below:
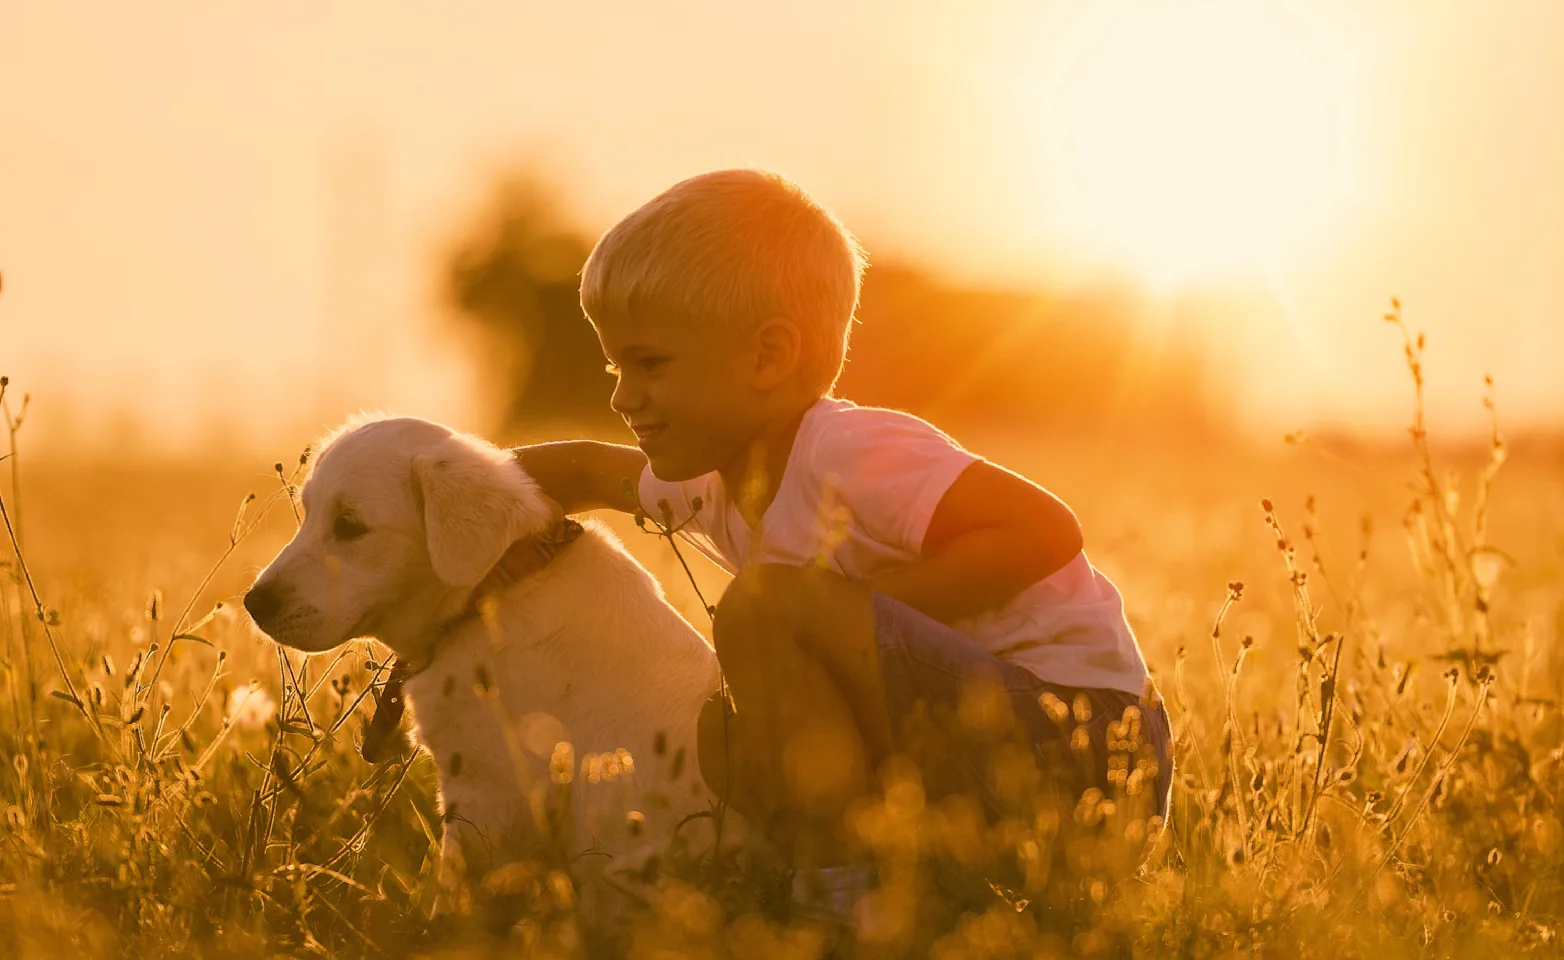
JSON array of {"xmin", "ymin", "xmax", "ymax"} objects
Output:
[
  {"xmin": 864, "ymin": 460, "xmax": 1083, "ymax": 625},
  {"xmin": 510, "ymin": 440, "xmax": 648, "ymax": 516}
]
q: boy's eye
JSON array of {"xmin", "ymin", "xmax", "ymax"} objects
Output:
[
  {"xmin": 604, "ymin": 357, "xmax": 668, "ymax": 375},
  {"xmin": 333, "ymin": 515, "xmax": 369, "ymax": 541}
]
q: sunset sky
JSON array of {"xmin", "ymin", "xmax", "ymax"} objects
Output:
[{"xmin": 2, "ymin": 0, "xmax": 1560, "ymax": 453}]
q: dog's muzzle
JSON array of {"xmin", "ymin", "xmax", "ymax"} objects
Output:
[{"xmin": 244, "ymin": 583, "xmax": 283, "ymax": 630}]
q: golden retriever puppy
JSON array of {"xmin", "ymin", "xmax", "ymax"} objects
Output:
[{"xmin": 244, "ymin": 415, "xmax": 722, "ymax": 918}]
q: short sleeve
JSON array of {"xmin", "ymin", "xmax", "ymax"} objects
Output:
[{"xmin": 815, "ymin": 409, "xmax": 979, "ymax": 556}]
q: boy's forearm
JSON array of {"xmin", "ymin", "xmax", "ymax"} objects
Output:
[
  {"xmin": 510, "ymin": 440, "xmax": 647, "ymax": 515},
  {"xmin": 865, "ymin": 526, "xmax": 1067, "ymax": 625}
]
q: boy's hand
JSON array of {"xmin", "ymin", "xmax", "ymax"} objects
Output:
[
  {"xmin": 510, "ymin": 441, "xmax": 649, "ymax": 516},
  {"xmin": 867, "ymin": 460, "xmax": 1083, "ymax": 625}
]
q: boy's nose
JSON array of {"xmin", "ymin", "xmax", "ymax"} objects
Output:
[{"xmin": 609, "ymin": 376, "xmax": 644, "ymax": 416}]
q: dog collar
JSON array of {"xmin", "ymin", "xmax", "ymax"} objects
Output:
[{"xmin": 361, "ymin": 516, "xmax": 584, "ymax": 763}]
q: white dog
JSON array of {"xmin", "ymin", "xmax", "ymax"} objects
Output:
[{"xmin": 244, "ymin": 415, "xmax": 724, "ymax": 911}]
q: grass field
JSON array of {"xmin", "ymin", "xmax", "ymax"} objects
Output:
[{"xmin": 0, "ymin": 325, "xmax": 1561, "ymax": 958}]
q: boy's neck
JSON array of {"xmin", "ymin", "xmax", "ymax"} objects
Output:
[{"xmin": 719, "ymin": 398, "xmax": 819, "ymax": 530}]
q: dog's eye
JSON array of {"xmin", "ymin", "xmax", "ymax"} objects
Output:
[{"xmin": 333, "ymin": 515, "xmax": 369, "ymax": 541}]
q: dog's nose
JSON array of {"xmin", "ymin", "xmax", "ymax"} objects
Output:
[{"xmin": 244, "ymin": 584, "xmax": 282, "ymax": 626}]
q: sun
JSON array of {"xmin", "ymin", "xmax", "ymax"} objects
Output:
[{"xmin": 1039, "ymin": 1, "xmax": 1359, "ymax": 292}]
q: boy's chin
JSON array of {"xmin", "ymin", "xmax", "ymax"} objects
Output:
[{"xmin": 644, "ymin": 449, "xmax": 711, "ymax": 483}]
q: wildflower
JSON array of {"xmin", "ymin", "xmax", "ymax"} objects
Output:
[
  {"xmin": 551, "ymin": 741, "xmax": 575, "ymax": 784},
  {"xmin": 1039, "ymin": 691, "xmax": 1070, "ymax": 726},
  {"xmin": 226, "ymin": 684, "xmax": 277, "ymax": 731}
]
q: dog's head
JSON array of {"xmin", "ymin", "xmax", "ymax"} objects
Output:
[{"xmin": 244, "ymin": 416, "xmax": 556, "ymax": 655}]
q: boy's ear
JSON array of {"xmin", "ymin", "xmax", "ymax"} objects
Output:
[
  {"xmin": 751, "ymin": 317, "xmax": 802, "ymax": 390},
  {"xmin": 411, "ymin": 435, "xmax": 557, "ymax": 588}
]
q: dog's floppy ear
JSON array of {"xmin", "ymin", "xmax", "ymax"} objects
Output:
[{"xmin": 412, "ymin": 435, "xmax": 556, "ymax": 588}]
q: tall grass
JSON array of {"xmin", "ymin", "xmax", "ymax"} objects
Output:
[{"xmin": 0, "ymin": 301, "xmax": 1560, "ymax": 957}]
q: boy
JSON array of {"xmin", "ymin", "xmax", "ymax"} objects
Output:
[{"xmin": 513, "ymin": 168, "xmax": 1171, "ymax": 908}]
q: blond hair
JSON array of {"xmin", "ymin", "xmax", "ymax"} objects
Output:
[{"xmin": 580, "ymin": 168, "xmax": 866, "ymax": 395}]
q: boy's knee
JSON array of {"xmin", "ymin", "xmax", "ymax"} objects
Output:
[
  {"xmin": 713, "ymin": 564, "xmax": 809, "ymax": 654},
  {"xmin": 713, "ymin": 564, "xmax": 870, "ymax": 666},
  {"xmin": 726, "ymin": 563, "xmax": 812, "ymax": 609}
]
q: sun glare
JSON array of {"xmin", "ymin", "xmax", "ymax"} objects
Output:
[{"xmin": 1042, "ymin": 2, "xmax": 1359, "ymax": 292}]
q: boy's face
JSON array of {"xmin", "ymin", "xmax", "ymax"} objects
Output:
[{"xmin": 593, "ymin": 311, "xmax": 764, "ymax": 482}]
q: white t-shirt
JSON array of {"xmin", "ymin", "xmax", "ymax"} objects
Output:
[{"xmin": 638, "ymin": 397, "xmax": 1151, "ymax": 697}]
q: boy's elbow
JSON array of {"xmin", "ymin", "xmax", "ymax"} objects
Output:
[
  {"xmin": 1061, "ymin": 520, "xmax": 1084, "ymax": 565},
  {"xmin": 1027, "ymin": 505, "xmax": 1082, "ymax": 579}
]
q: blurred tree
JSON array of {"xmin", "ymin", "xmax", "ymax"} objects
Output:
[
  {"xmin": 444, "ymin": 171, "xmax": 1216, "ymax": 441},
  {"xmin": 443, "ymin": 174, "xmax": 619, "ymax": 434}
]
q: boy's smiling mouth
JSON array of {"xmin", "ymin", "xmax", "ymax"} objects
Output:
[{"xmin": 630, "ymin": 423, "xmax": 667, "ymax": 444}]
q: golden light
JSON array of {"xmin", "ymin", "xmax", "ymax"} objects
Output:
[{"xmin": 1042, "ymin": 2, "xmax": 1360, "ymax": 292}]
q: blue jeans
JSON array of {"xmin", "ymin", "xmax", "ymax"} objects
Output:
[{"xmin": 873, "ymin": 592, "xmax": 1173, "ymax": 825}]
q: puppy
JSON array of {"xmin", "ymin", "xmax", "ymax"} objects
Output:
[{"xmin": 244, "ymin": 415, "xmax": 723, "ymax": 915}]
